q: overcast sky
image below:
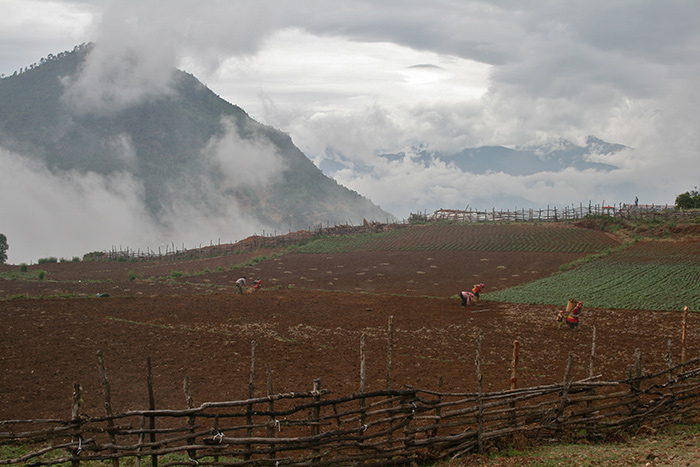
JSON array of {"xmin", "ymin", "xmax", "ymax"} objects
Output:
[{"xmin": 2, "ymin": 0, "xmax": 699, "ymax": 262}]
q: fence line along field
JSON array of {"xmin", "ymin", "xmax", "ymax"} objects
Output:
[{"xmin": 1, "ymin": 218, "xmax": 700, "ymax": 466}]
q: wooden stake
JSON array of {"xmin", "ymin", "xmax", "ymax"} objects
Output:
[
  {"xmin": 312, "ymin": 378, "xmax": 322, "ymax": 459},
  {"xmin": 96, "ymin": 351, "xmax": 119, "ymax": 467},
  {"xmin": 476, "ymin": 330, "xmax": 484, "ymax": 454},
  {"xmin": 556, "ymin": 353, "xmax": 574, "ymax": 421},
  {"xmin": 70, "ymin": 384, "xmax": 82, "ymax": 467},
  {"xmin": 386, "ymin": 317, "xmax": 395, "ymax": 447},
  {"xmin": 589, "ymin": 326, "xmax": 597, "ymax": 378},
  {"xmin": 267, "ymin": 365, "xmax": 276, "ymax": 460},
  {"xmin": 183, "ymin": 375, "xmax": 196, "ymax": 461},
  {"xmin": 146, "ymin": 357, "xmax": 157, "ymax": 467},
  {"xmin": 386, "ymin": 316, "xmax": 394, "ymax": 390},
  {"xmin": 508, "ymin": 340, "xmax": 519, "ymax": 430},
  {"xmin": 666, "ymin": 339, "xmax": 674, "ymax": 384},
  {"xmin": 510, "ymin": 340, "xmax": 519, "ymax": 390},
  {"xmin": 359, "ymin": 333, "xmax": 367, "ymax": 437},
  {"xmin": 682, "ymin": 306, "xmax": 689, "ymax": 364},
  {"xmin": 245, "ymin": 340, "xmax": 257, "ymax": 461}
]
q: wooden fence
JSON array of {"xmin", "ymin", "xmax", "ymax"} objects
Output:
[
  {"xmin": 3, "ymin": 321, "xmax": 700, "ymax": 467},
  {"xmin": 99, "ymin": 220, "xmax": 399, "ymax": 262},
  {"xmin": 429, "ymin": 202, "xmax": 695, "ymax": 223},
  {"xmin": 97, "ymin": 202, "xmax": 699, "ymax": 263}
]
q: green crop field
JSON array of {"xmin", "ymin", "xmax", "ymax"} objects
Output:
[
  {"xmin": 293, "ymin": 222, "xmax": 699, "ymax": 312},
  {"xmin": 487, "ymin": 240, "xmax": 700, "ymax": 311},
  {"xmin": 296, "ymin": 222, "xmax": 620, "ymax": 254}
]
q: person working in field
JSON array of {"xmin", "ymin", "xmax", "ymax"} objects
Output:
[
  {"xmin": 459, "ymin": 283, "xmax": 485, "ymax": 307},
  {"xmin": 557, "ymin": 300, "xmax": 583, "ymax": 329},
  {"xmin": 471, "ymin": 283, "xmax": 485, "ymax": 303},
  {"xmin": 235, "ymin": 276, "xmax": 247, "ymax": 294},
  {"xmin": 459, "ymin": 290, "xmax": 475, "ymax": 306}
]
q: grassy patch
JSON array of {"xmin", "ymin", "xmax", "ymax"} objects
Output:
[
  {"xmin": 0, "ymin": 268, "xmax": 48, "ymax": 281},
  {"xmin": 446, "ymin": 423, "xmax": 700, "ymax": 467}
]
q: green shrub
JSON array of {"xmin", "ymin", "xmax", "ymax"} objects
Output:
[
  {"xmin": 18, "ymin": 263, "xmax": 28, "ymax": 272},
  {"xmin": 37, "ymin": 257, "xmax": 57, "ymax": 264},
  {"xmin": 127, "ymin": 271, "xmax": 138, "ymax": 281},
  {"xmin": 170, "ymin": 271, "xmax": 183, "ymax": 278},
  {"xmin": 37, "ymin": 270, "xmax": 45, "ymax": 280},
  {"xmin": 83, "ymin": 251, "xmax": 107, "ymax": 261}
]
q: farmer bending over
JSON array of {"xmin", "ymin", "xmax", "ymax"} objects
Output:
[
  {"xmin": 235, "ymin": 276, "xmax": 247, "ymax": 294},
  {"xmin": 459, "ymin": 290, "xmax": 475, "ymax": 306}
]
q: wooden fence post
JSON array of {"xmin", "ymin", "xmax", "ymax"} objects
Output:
[
  {"xmin": 183, "ymin": 375, "xmax": 196, "ymax": 461},
  {"xmin": 386, "ymin": 316, "xmax": 394, "ymax": 390},
  {"xmin": 96, "ymin": 351, "xmax": 119, "ymax": 467},
  {"xmin": 245, "ymin": 340, "xmax": 257, "ymax": 461},
  {"xmin": 312, "ymin": 378, "xmax": 322, "ymax": 460},
  {"xmin": 508, "ymin": 340, "xmax": 519, "ymax": 428},
  {"xmin": 267, "ymin": 366, "xmax": 277, "ymax": 460},
  {"xmin": 555, "ymin": 353, "xmax": 574, "ymax": 423},
  {"xmin": 70, "ymin": 383, "xmax": 82, "ymax": 467},
  {"xmin": 510, "ymin": 340, "xmax": 519, "ymax": 390},
  {"xmin": 359, "ymin": 332, "xmax": 367, "ymax": 439},
  {"xmin": 430, "ymin": 376, "xmax": 444, "ymax": 440},
  {"xmin": 146, "ymin": 357, "xmax": 157, "ymax": 467},
  {"xmin": 589, "ymin": 326, "xmax": 597, "ymax": 378},
  {"xmin": 386, "ymin": 317, "xmax": 395, "ymax": 447},
  {"xmin": 666, "ymin": 339, "xmax": 674, "ymax": 384},
  {"xmin": 629, "ymin": 349, "xmax": 642, "ymax": 411},
  {"xmin": 682, "ymin": 306, "xmax": 689, "ymax": 364},
  {"xmin": 476, "ymin": 330, "xmax": 484, "ymax": 454}
]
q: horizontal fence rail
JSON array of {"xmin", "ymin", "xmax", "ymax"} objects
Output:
[{"xmin": 3, "ymin": 349, "xmax": 700, "ymax": 467}]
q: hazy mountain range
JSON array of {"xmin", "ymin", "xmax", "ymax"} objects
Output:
[
  {"xmin": 0, "ymin": 44, "xmax": 394, "ymax": 238},
  {"xmin": 1, "ymin": 44, "xmax": 629, "ymax": 263},
  {"xmin": 379, "ymin": 136, "xmax": 623, "ymax": 176}
]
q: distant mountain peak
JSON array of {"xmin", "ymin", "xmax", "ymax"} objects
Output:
[
  {"xmin": 372, "ymin": 136, "xmax": 626, "ymax": 177},
  {"xmin": 0, "ymin": 45, "xmax": 394, "ymax": 237}
]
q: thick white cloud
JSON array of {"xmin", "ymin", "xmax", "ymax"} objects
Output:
[
  {"xmin": 0, "ymin": 147, "xmax": 157, "ymax": 263},
  {"xmin": 203, "ymin": 117, "xmax": 287, "ymax": 188},
  {"xmin": 2, "ymin": 0, "xmax": 699, "ymax": 260},
  {"xmin": 0, "ymin": 145, "xmax": 271, "ymax": 264}
]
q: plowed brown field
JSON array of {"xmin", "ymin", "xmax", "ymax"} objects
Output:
[{"xmin": 2, "ymin": 239, "xmax": 697, "ymax": 431}]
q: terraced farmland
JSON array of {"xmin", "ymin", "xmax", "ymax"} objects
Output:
[
  {"xmin": 488, "ymin": 239, "xmax": 700, "ymax": 311},
  {"xmin": 297, "ymin": 222, "xmax": 621, "ymax": 254}
]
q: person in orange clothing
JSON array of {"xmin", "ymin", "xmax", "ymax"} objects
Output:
[{"xmin": 471, "ymin": 283, "xmax": 485, "ymax": 303}]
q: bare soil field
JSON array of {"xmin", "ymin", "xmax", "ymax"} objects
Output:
[
  {"xmin": 2, "ymin": 246, "xmax": 697, "ymax": 423},
  {"xmin": 2, "ymin": 225, "xmax": 700, "ymax": 466}
]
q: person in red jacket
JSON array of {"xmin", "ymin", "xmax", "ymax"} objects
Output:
[{"xmin": 565, "ymin": 302, "xmax": 583, "ymax": 329}]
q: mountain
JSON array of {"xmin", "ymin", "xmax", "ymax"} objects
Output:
[
  {"xmin": 0, "ymin": 44, "xmax": 394, "ymax": 236},
  {"xmin": 377, "ymin": 136, "xmax": 625, "ymax": 176}
]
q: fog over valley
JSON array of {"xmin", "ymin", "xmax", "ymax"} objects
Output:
[{"xmin": 1, "ymin": 1, "xmax": 698, "ymax": 263}]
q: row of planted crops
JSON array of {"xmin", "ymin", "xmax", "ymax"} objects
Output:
[
  {"xmin": 294, "ymin": 221, "xmax": 699, "ymax": 311},
  {"xmin": 487, "ymin": 240, "xmax": 700, "ymax": 311},
  {"xmin": 296, "ymin": 222, "xmax": 621, "ymax": 254}
]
